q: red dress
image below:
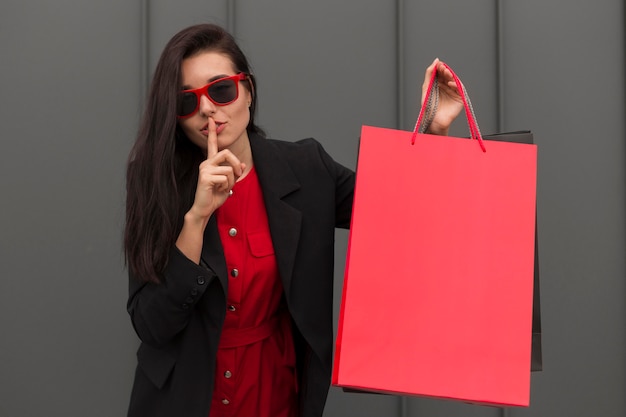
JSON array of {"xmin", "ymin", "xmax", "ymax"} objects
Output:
[{"xmin": 210, "ymin": 167, "xmax": 298, "ymax": 417}]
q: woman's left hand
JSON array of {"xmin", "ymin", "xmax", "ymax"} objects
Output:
[{"xmin": 421, "ymin": 58, "xmax": 464, "ymax": 136}]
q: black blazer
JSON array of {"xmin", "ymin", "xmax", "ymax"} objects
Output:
[{"xmin": 127, "ymin": 133, "xmax": 355, "ymax": 417}]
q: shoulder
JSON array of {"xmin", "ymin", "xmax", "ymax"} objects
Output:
[
  {"xmin": 251, "ymin": 132, "xmax": 331, "ymax": 165},
  {"xmin": 250, "ymin": 132, "xmax": 353, "ymax": 182},
  {"xmin": 259, "ymin": 135, "xmax": 326, "ymax": 155}
]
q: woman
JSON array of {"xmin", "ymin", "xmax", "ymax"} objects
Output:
[{"xmin": 125, "ymin": 23, "xmax": 462, "ymax": 417}]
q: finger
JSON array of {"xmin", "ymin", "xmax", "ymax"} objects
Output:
[
  {"xmin": 212, "ymin": 165, "xmax": 237, "ymax": 191},
  {"xmin": 435, "ymin": 62, "xmax": 451, "ymax": 82},
  {"xmin": 447, "ymin": 81, "xmax": 460, "ymax": 93},
  {"xmin": 422, "ymin": 58, "xmax": 440, "ymax": 104},
  {"xmin": 434, "ymin": 64, "xmax": 460, "ymax": 96},
  {"xmin": 443, "ymin": 77, "xmax": 462, "ymax": 97},
  {"xmin": 214, "ymin": 174, "xmax": 232, "ymax": 193},
  {"xmin": 206, "ymin": 117, "xmax": 218, "ymax": 160},
  {"xmin": 215, "ymin": 151, "xmax": 244, "ymax": 178},
  {"xmin": 198, "ymin": 166, "xmax": 235, "ymax": 195},
  {"xmin": 423, "ymin": 58, "xmax": 439, "ymax": 87},
  {"xmin": 426, "ymin": 57, "xmax": 439, "ymax": 75}
]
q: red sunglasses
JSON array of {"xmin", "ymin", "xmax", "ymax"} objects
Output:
[{"xmin": 177, "ymin": 73, "xmax": 248, "ymax": 118}]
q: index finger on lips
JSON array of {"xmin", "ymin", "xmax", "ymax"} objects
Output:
[{"xmin": 207, "ymin": 117, "xmax": 218, "ymax": 160}]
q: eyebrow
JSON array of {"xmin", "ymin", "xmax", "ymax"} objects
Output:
[{"xmin": 181, "ymin": 74, "xmax": 231, "ymax": 91}]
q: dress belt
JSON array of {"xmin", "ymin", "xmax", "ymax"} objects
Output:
[{"xmin": 218, "ymin": 316, "xmax": 280, "ymax": 349}]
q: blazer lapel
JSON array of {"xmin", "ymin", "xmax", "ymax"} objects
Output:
[{"xmin": 249, "ymin": 133, "xmax": 302, "ymax": 297}]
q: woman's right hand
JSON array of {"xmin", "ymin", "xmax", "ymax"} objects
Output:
[
  {"xmin": 187, "ymin": 117, "xmax": 245, "ymax": 223},
  {"xmin": 176, "ymin": 117, "xmax": 244, "ymax": 263}
]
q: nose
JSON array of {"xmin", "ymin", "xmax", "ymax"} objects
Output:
[{"xmin": 198, "ymin": 93, "xmax": 217, "ymax": 116}]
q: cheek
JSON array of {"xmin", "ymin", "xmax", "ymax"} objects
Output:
[
  {"xmin": 232, "ymin": 99, "xmax": 251, "ymax": 125},
  {"xmin": 238, "ymin": 106, "xmax": 251, "ymax": 125}
]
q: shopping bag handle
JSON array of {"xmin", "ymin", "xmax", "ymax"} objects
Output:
[{"xmin": 411, "ymin": 61, "xmax": 486, "ymax": 152}]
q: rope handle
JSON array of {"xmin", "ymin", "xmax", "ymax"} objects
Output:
[{"xmin": 410, "ymin": 61, "xmax": 486, "ymax": 152}]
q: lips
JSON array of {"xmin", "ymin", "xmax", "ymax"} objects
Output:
[{"xmin": 200, "ymin": 122, "xmax": 226, "ymax": 136}]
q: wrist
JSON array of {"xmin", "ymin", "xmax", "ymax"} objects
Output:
[
  {"xmin": 176, "ymin": 210, "xmax": 211, "ymax": 264},
  {"xmin": 184, "ymin": 208, "xmax": 211, "ymax": 231}
]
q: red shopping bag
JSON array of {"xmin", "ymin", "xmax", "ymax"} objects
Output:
[{"xmin": 332, "ymin": 63, "xmax": 537, "ymax": 407}]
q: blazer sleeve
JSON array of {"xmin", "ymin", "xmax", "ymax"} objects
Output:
[
  {"xmin": 311, "ymin": 140, "xmax": 355, "ymax": 229},
  {"xmin": 127, "ymin": 246, "xmax": 218, "ymax": 347}
]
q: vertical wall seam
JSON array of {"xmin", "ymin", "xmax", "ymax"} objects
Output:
[
  {"xmin": 227, "ymin": 0, "xmax": 236, "ymax": 36},
  {"xmin": 396, "ymin": 0, "xmax": 405, "ymax": 130},
  {"xmin": 622, "ymin": 0, "xmax": 626, "ymax": 390},
  {"xmin": 496, "ymin": 0, "xmax": 505, "ymax": 132},
  {"xmin": 140, "ymin": 0, "xmax": 150, "ymax": 108}
]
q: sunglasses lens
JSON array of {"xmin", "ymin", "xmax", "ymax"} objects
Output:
[
  {"xmin": 178, "ymin": 92, "xmax": 198, "ymax": 117},
  {"xmin": 208, "ymin": 79, "xmax": 238, "ymax": 104}
]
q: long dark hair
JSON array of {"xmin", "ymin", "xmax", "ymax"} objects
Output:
[{"xmin": 125, "ymin": 24, "xmax": 262, "ymax": 283}]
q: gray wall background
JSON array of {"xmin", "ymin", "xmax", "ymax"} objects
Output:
[{"xmin": 1, "ymin": 1, "xmax": 624, "ymax": 416}]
